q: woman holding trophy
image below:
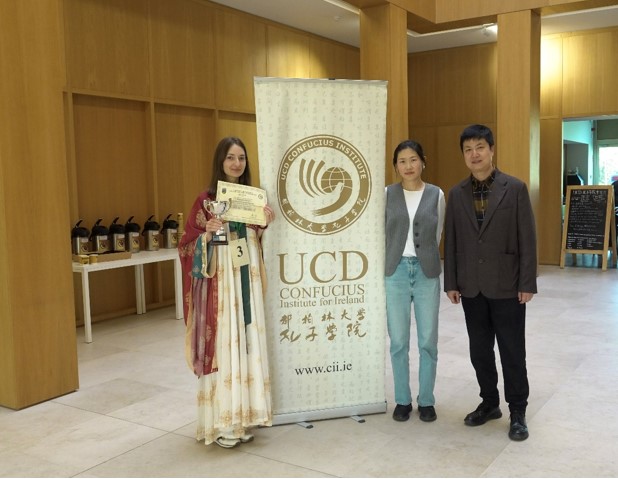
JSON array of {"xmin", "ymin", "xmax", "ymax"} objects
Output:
[{"xmin": 179, "ymin": 137, "xmax": 275, "ymax": 448}]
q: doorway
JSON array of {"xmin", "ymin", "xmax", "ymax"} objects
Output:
[{"xmin": 562, "ymin": 118, "xmax": 618, "ymax": 267}]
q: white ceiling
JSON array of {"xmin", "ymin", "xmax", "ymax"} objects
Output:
[{"xmin": 210, "ymin": 0, "xmax": 618, "ymax": 53}]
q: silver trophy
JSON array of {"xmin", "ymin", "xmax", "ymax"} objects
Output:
[{"xmin": 204, "ymin": 199, "xmax": 232, "ymax": 245}]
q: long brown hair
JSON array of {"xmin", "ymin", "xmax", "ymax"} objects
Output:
[{"xmin": 207, "ymin": 137, "xmax": 252, "ymax": 194}]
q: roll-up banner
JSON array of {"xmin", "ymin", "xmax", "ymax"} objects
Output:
[{"xmin": 254, "ymin": 77, "xmax": 388, "ymax": 425}]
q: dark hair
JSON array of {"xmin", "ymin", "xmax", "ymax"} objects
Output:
[
  {"xmin": 208, "ymin": 137, "xmax": 252, "ymax": 194},
  {"xmin": 459, "ymin": 124, "xmax": 494, "ymax": 151},
  {"xmin": 392, "ymin": 140, "xmax": 426, "ymax": 167}
]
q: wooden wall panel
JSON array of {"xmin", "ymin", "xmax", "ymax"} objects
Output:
[
  {"xmin": 73, "ymin": 96, "xmax": 150, "ymax": 222},
  {"xmin": 344, "ymin": 47, "xmax": 361, "ymax": 80},
  {"xmin": 155, "ymin": 105, "xmax": 215, "ymax": 227},
  {"xmin": 539, "ymin": 118, "xmax": 563, "ymax": 265},
  {"xmin": 267, "ymin": 26, "xmax": 313, "ymax": 79},
  {"xmin": 435, "ymin": 0, "xmax": 523, "ymax": 21},
  {"xmin": 64, "ymin": 0, "xmax": 149, "ymax": 95},
  {"xmin": 409, "ymin": 52, "xmax": 437, "ymax": 127},
  {"xmin": 214, "ymin": 9, "xmax": 267, "ymax": 112},
  {"xmin": 562, "ymin": 28, "xmax": 618, "ymax": 117},
  {"xmin": 1, "ymin": 0, "xmax": 77, "ymax": 408},
  {"xmin": 310, "ymin": 38, "xmax": 360, "ymax": 80},
  {"xmin": 433, "ymin": 0, "xmax": 602, "ymax": 23},
  {"xmin": 434, "ymin": 44, "xmax": 497, "ymax": 126},
  {"xmin": 150, "ymin": 0, "xmax": 215, "ymax": 106},
  {"xmin": 496, "ymin": 10, "xmax": 540, "ymax": 193},
  {"xmin": 540, "ymin": 35, "xmax": 563, "ymax": 119}
]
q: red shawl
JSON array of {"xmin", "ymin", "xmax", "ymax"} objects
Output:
[{"xmin": 178, "ymin": 191, "xmax": 218, "ymax": 377}]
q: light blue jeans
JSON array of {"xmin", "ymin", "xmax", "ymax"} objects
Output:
[{"xmin": 386, "ymin": 256, "xmax": 440, "ymax": 407}]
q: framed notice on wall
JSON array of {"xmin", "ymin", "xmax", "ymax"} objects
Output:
[{"xmin": 560, "ymin": 185, "xmax": 617, "ymax": 270}]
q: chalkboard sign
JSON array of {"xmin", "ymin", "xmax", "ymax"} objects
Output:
[
  {"xmin": 560, "ymin": 185, "xmax": 616, "ymax": 270},
  {"xmin": 565, "ymin": 187, "xmax": 608, "ymax": 250}
]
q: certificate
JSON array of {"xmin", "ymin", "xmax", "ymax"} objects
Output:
[{"xmin": 216, "ymin": 181, "xmax": 267, "ymax": 226}]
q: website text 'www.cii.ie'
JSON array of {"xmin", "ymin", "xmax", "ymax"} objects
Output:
[{"xmin": 294, "ymin": 362, "xmax": 353, "ymax": 375}]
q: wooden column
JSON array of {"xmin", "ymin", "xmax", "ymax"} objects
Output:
[
  {"xmin": 0, "ymin": 0, "xmax": 78, "ymax": 409},
  {"xmin": 360, "ymin": 3, "xmax": 408, "ymax": 182},
  {"xmin": 496, "ymin": 10, "xmax": 541, "ymax": 211}
]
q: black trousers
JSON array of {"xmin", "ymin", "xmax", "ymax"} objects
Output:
[{"xmin": 461, "ymin": 293, "xmax": 529, "ymax": 412}]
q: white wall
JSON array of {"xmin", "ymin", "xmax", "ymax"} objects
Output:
[{"xmin": 563, "ymin": 120, "xmax": 593, "ymax": 185}]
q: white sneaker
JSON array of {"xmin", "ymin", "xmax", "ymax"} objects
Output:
[
  {"xmin": 239, "ymin": 433, "xmax": 254, "ymax": 443},
  {"xmin": 214, "ymin": 436, "xmax": 241, "ymax": 449}
]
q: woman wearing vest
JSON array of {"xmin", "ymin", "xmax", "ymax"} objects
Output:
[{"xmin": 385, "ymin": 140, "xmax": 445, "ymax": 423}]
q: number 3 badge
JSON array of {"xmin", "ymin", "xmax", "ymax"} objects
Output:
[{"xmin": 229, "ymin": 238, "xmax": 250, "ymax": 267}]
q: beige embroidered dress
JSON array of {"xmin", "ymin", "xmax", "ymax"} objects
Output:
[{"xmin": 179, "ymin": 191, "xmax": 272, "ymax": 445}]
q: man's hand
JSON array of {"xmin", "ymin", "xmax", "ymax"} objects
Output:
[
  {"xmin": 518, "ymin": 292, "xmax": 534, "ymax": 304},
  {"xmin": 447, "ymin": 290, "xmax": 461, "ymax": 304}
]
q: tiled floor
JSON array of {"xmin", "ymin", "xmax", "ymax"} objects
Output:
[{"xmin": 1, "ymin": 264, "xmax": 617, "ymax": 477}]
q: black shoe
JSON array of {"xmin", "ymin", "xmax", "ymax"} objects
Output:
[
  {"xmin": 418, "ymin": 405, "xmax": 437, "ymax": 422},
  {"xmin": 392, "ymin": 403, "xmax": 412, "ymax": 422},
  {"xmin": 464, "ymin": 403, "xmax": 502, "ymax": 426},
  {"xmin": 509, "ymin": 411, "xmax": 529, "ymax": 441}
]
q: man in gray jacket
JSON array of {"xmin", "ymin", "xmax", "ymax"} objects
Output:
[{"xmin": 444, "ymin": 124, "xmax": 537, "ymax": 441}]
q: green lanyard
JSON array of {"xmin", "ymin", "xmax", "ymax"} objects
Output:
[{"xmin": 229, "ymin": 222, "xmax": 251, "ymax": 326}]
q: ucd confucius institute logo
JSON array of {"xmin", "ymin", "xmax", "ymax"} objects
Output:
[{"xmin": 278, "ymin": 135, "xmax": 371, "ymax": 235}]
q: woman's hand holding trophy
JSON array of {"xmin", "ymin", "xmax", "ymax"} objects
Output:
[{"xmin": 204, "ymin": 199, "xmax": 232, "ymax": 245}]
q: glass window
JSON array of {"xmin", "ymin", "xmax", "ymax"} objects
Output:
[{"xmin": 598, "ymin": 145, "xmax": 618, "ymax": 184}]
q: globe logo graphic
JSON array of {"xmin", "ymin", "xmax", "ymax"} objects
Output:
[
  {"xmin": 278, "ymin": 135, "xmax": 371, "ymax": 235},
  {"xmin": 321, "ymin": 167, "xmax": 352, "ymax": 193},
  {"xmin": 314, "ymin": 167, "xmax": 353, "ymax": 216}
]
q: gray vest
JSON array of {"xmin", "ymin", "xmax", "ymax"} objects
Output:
[{"xmin": 385, "ymin": 183, "xmax": 441, "ymax": 278}]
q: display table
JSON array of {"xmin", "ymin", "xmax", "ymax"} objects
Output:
[{"xmin": 72, "ymin": 249, "xmax": 183, "ymax": 343}]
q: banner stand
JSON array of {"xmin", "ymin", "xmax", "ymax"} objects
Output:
[
  {"xmin": 255, "ymin": 77, "xmax": 389, "ymax": 426},
  {"xmin": 273, "ymin": 401, "xmax": 387, "ymax": 426}
]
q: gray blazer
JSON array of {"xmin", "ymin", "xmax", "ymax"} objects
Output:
[{"xmin": 443, "ymin": 170, "xmax": 537, "ymax": 299}]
